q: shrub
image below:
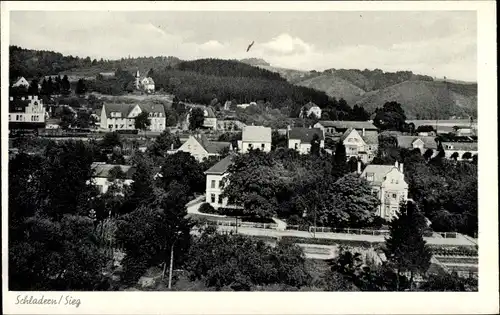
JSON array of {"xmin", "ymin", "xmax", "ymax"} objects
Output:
[{"xmin": 198, "ymin": 202, "xmax": 218, "ymax": 215}]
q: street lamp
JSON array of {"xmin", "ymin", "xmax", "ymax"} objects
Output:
[{"xmin": 162, "ymin": 230, "xmax": 182, "ymax": 290}]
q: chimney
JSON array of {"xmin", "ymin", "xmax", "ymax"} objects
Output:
[
  {"xmin": 399, "ymin": 163, "xmax": 404, "ymax": 174},
  {"xmin": 395, "ymin": 161, "xmax": 399, "ymax": 169},
  {"xmin": 362, "ymin": 128, "xmax": 365, "ymax": 136},
  {"xmin": 171, "ymin": 143, "xmax": 174, "ymax": 150},
  {"xmin": 357, "ymin": 161, "xmax": 362, "ymax": 174}
]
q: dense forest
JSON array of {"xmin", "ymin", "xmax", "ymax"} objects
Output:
[
  {"xmin": 9, "ymin": 46, "xmax": 181, "ymax": 80},
  {"xmin": 323, "ymin": 68, "xmax": 435, "ymax": 92},
  {"xmin": 174, "ymin": 58, "xmax": 285, "ymax": 81}
]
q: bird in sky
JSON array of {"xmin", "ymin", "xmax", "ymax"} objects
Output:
[{"xmin": 246, "ymin": 41, "xmax": 255, "ymax": 52}]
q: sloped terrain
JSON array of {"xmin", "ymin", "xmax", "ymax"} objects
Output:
[
  {"xmin": 295, "ymin": 74, "xmax": 366, "ymax": 104},
  {"xmin": 354, "ymin": 80, "xmax": 477, "ymax": 119}
]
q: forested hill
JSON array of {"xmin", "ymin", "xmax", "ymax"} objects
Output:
[
  {"xmin": 173, "ymin": 58, "xmax": 285, "ymax": 81},
  {"xmin": 150, "ymin": 67, "xmax": 333, "ymax": 114},
  {"xmin": 9, "ymin": 45, "xmax": 181, "ymax": 80}
]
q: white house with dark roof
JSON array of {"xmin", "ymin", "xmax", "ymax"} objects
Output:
[
  {"xmin": 205, "ymin": 155, "xmax": 234, "ymax": 208},
  {"xmin": 238, "ymin": 125, "xmax": 272, "ymax": 153},
  {"xmin": 340, "ymin": 127, "xmax": 378, "ymax": 163},
  {"xmin": 90, "ymin": 163, "xmax": 136, "ymax": 194},
  {"xmin": 9, "ymin": 95, "xmax": 47, "ymax": 129},
  {"xmin": 314, "ymin": 120, "xmax": 378, "ymax": 136},
  {"xmin": 11, "ymin": 76, "xmax": 30, "ymax": 88},
  {"xmin": 288, "ymin": 127, "xmax": 325, "ymax": 154},
  {"xmin": 442, "ymin": 142, "xmax": 478, "ymax": 160},
  {"xmin": 300, "ymin": 101, "xmax": 322, "ymax": 119},
  {"xmin": 185, "ymin": 105, "xmax": 218, "ymax": 130},
  {"xmin": 171, "ymin": 134, "xmax": 232, "ymax": 162},
  {"xmin": 396, "ymin": 135, "xmax": 438, "ymax": 156},
  {"xmin": 134, "ymin": 70, "xmax": 155, "ymax": 93},
  {"xmin": 100, "ymin": 103, "xmax": 166, "ymax": 132},
  {"xmin": 360, "ymin": 161, "xmax": 408, "ymax": 221}
]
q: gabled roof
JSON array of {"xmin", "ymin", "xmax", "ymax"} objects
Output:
[
  {"xmin": 137, "ymin": 103, "xmax": 165, "ymax": 115},
  {"xmin": 187, "ymin": 104, "xmax": 216, "ymax": 118},
  {"xmin": 141, "ymin": 77, "xmax": 155, "ymax": 85},
  {"xmin": 9, "ymin": 99, "xmax": 31, "ymax": 112},
  {"xmin": 193, "ymin": 134, "xmax": 231, "ymax": 154},
  {"xmin": 397, "ymin": 136, "xmax": 438, "ymax": 150},
  {"xmin": 205, "ymin": 155, "xmax": 234, "ymax": 175},
  {"xmin": 288, "ymin": 127, "xmax": 325, "ymax": 142},
  {"xmin": 361, "ymin": 164, "xmax": 399, "ymax": 185},
  {"xmin": 302, "ymin": 101, "xmax": 319, "ymax": 110},
  {"xmin": 317, "ymin": 120, "xmax": 377, "ymax": 130},
  {"xmin": 103, "ymin": 103, "xmax": 133, "ymax": 118},
  {"xmin": 103, "ymin": 103, "xmax": 165, "ymax": 118},
  {"xmin": 242, "ymin": 126, "xmax": 272, "ymax": 142},
  {"xmin": 91, "ymin": 163, "xmax": 136, "ymax": 180},
  {"xmin": 442, "ymin": 142, "xmax": 478, "ymax": 151},
  {"xmin": 362, "ymin": 132, "xmax": 379, "ymax": 145}
]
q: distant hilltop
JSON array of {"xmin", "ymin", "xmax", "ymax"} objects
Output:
[{"xmin": 239, "ymin": 58, "xmax": 271, "ymax": 67}]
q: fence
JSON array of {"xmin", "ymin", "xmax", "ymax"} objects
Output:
[
  {"xmin": 287, "ymin": 225, "xmax": 391, "ymax": 236},
  {"xmin": 205, "ymin": 220, "xmax": 277, "ymax": 230},
  {"xmin": 286, "ymin": 225, "xmax": 435, "ymax": 237},
  {"xmin": 435, "ymin": 232, "xmax": 458, "ymax": 238}
]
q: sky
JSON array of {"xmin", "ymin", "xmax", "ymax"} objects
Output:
[{"xmin": 10, "ymin": 11, "xmax": 477, "ymax": 81}]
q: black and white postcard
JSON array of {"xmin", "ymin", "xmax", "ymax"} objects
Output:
[{"xmin": 1, "ymin": 1, "xmax": 498, "ymax": 314}]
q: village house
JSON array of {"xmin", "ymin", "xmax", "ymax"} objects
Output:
[
  {"xmin": 170, "ymin": 134, "xmax": 232, "ymax": 162},
  {"xmin": 99, "ymin": 103, "xmax": 166, "ymax": 132},
  {"xmin": 11, "ymin": 76, "xmax": 30, "ymax": 88},
  {"xmin": 90, "ymin": 163, "xmax": 136, "ymax": 194},
  {"xmin": 287, "ymin": 127, "xmax": 325, "ymax": 154},
  {"xmin": 205, "ymin": 155, "xmax": 234, "ymax": 208},
  {"xmin": 238, "ymin": 125, "xmax": 272, "ymax": 153},
  {"xmin": 217, "ymin": 118, "xmax": 246, "ymax": 131},
  {"xmin": 134, "ymin": 70, "xmax": 155, "ymax": 93},
  {"xmin": 314, "ymin": 120, "xmax": 378, "ymax": 136},
  {"xmin": 299, "ymin": 101, "xmax": 322, "ymax": 119},
  {"xmin": 9, "ymin": 96, "xmax": 47, "ymax": 129},
  {"xmin": 185, "ymin": 105, "xmax": 218, "ymax": 130},
  {"xmin": 359, "ymin": 161, "xmax": 409, "ymax": 221},
  {"xmin": 340, "ymin": 127, "xmax": 379, "ymax": 163},
  {"xmin": 396, "ymin": 135, "xmax": 438, "ymax": 155},
  {"xmin": 442, "ymin": 142, "xmax": 478, "ymax": 160}
]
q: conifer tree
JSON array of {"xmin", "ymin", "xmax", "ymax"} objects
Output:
[{"xmin": 384, "ymin": 200, "xmax": 432, "ymax": 291}]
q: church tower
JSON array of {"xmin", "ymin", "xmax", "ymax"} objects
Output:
[{"xmin": 135, "ymin": 70, "xmax": 140, "ymax": 90}]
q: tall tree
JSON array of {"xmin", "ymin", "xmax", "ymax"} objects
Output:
[
  {"xmin": 189, "ymin": 107, "xmax": 205, "ymax": 130},
  {"xmin": 310, "ymin": 133, "xmax": 321, "ymax": 156},
  {"xmin": 160, "ymin": 152, "xmax": 205, "ymax": 196},
  {"xmin": 384, "ymin": 200, "xmax": 432, "ymax": 291},
  {"xmin": 28, "ymin": 79, "xmax": 39, "ymax": 95},
  {"xmin": 76, "ymin": 78, "xmax": 87, "ymax": 95},
  {"xmin": 135, "ymin": 111, "xmax": 151, "ymax": 138},
  {"xmin": 373, "ymin": 101, "xmax": 407, "ymax": 131},
  {"xmin": 61, "ymin": 75, "xmax": 71, "ymax": 95}
]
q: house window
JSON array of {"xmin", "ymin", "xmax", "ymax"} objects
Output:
[
  {"xmin": 248, "ymin": 144, "xmax": 253, "ymax": 150},
  {"xmin": 120, "ymin": 124, "xmax": 124, "ymax": 128},
  {"xmin": 294, "ymin": 143, "xmax": 299, "ymax": 150},
  {"xmin": 367, "ymin": 173, "xmax": 374, "ymax": 181},
  {"xmin": 392, "ymin": 193, "xmax": 397, "ymax": 199},
  {"xmin": 108, "ymin": 124, "xmax": 113, "ymax": 129},
  {"xmin": 211, "ymin": 180, "xmax": 216, "ymax": 189},
  {"xmin": 210, "ymin": 193, "xmax": 216, "ymax": 203},
  {"xmin": 218, "ymin": 195, "xmax": 222, "ymax": 204},
  {"xmin": 115, "ymin": 125, "xmax": 118, "ymax": 128},
  {"xmin": 261, "ymin": 143, "xmax": 265, "ymax": 150},
  {"xmin": 16, "ymin": 115, "xmax": 21, "ymax": 121}
]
